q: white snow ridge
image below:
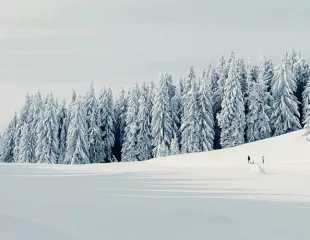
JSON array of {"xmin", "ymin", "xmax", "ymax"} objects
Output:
[{"xmin": 249, "ymin": 165, "xmax": 266, "ymax": 175}]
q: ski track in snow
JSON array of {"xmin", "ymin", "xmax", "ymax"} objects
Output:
[{"xmin": 0, "ymin": 130, "xmax": 310, "ymax": 239}]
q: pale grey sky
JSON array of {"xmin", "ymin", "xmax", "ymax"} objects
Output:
[{"xmin": 0, "ymin": 0, "xmax": 310, "ymax": 130}]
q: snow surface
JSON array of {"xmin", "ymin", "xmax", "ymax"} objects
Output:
[
  {"xmin": 1, "ymin": 130, "xmax": 310, "ymax": 240},
  {"xmin": 249, "ymin": 165, "xmax": 266, "ymax": 174}
]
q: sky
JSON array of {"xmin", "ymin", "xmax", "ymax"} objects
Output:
[{"xmin": 0, "ymin": 0, "xmax": 310, "ymax": 130}]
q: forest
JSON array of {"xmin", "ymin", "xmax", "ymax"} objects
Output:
[{"xmin": 1, "ymin": 49, "xmax": 310, "ymax": 164}]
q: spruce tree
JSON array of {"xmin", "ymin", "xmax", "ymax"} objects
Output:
[
  {"xmin": 113, "ymin": 88, "xmax": 127, "ymax": 161},
  {"xmin": 84, "ymin": 83, "xmax": 102, "ymax": 163},
  {"xmin": 98, "ymin": 88, "xmax": 115, "ymax": 162},
  {"xmin": 13, "ymin": 94, "xmax": 32, "ymax": 162},
  {"xmin": 64, "ymin": 96, "xmax": 89, "ymax": 164},
  {"xmin": 294, "ymin": 53, "xmax": 310, "ymax": 124},
  {"xmin": 35, "ymin": 94, "xmax": 59, "ymax": 164},
  {"xmin": 122, "ymin": 87, "xmax": 139, "ymax": 161},
  {"xmin": 217, "ymin": 54, "xmax": 246, "ymax": 148},
  {"xmin": 57, "ymin": 100, "xmax": 68, "ymax": 164},
  {"xmin": 151, "ymin": 73, "xmax": 174, "ymax": 157},
  {"xmin": 136, "ymin": 84, "xmax": 152, "ymax": 161},
  {"xmin": 198, "ymin": 70, "xmax": 214, "ymax": 151},
  {"xmin": 246, "ymin": 70, "xmax": 272, "ymax": 142},
  {"xmin": 271, "ymin": 56, "xmax": 301, "ymax": 136},
  {"xmin": 181, "ymin": 79, "xmax": 200, "ymax": 153},
  {"xmin": 0, "ymin": 113, "xmax": 18, "ymax": 162},
  {"xmin": 18, "ymin": 123, "xmax": 33, "ymax": 163}
]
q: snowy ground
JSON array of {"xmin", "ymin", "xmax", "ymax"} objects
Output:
[{"xmin": 1, "ymin": 130, "xmax": 310, "ymax": 240}]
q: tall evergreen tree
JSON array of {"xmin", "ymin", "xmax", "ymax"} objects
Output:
[
  {"xmin": 84, "ymin": 83, "xmax": 102, "ymax": 163},
  {"xmin": 294, "ymin": 53, "xmax": 310, "ymax": 124},
  {"xmin": 113, "ymin": 88, "xmax": 127, "ymax": 161},
  {"xmin": 64, "ymin": 96, "xmax": 89, "ymax": 164},
  {"xmin": 136, "ymin": 84, "xmax": 152, "ymax": 161},
  {"xmin": 13, "ymin": 94, "xmax": 32, "ymax": 162},
  {"xmin": 98, "ymin": 88, "xmax": 115, "ymax": 162},
  {"xmin": 151, "ymin": 73, "xmax": 174, "ymax": 157},
  {"xmin": 218, "ymin": 54, "xmax": 246, "ymax": 148},
  {"xmin": 181, "ymin": 78, "xmax": 200, "ymax": 153},
  {"xmin": 57, "ymin": 100, "xmax": 68, "ymax": 164},
  {"xmin": 35, "ymin": 94, "xmax": 59, "ymax": 164},
  {"xmin": 198, "ymin": 70, "xmax": 215, "ymax": 151},
  {"xmin": 271, "ymin": 56, "xmax": 301, "ymax": 136},
  {"xmin": 122, "ymin": 87, "xmax": 139, "ymax": 161},
  {"xmin": 18, "ymin": 123, "xmax": 33, "ymax": 163},
  {"xmin": 0, "ymin": 113, "xmax": 18, "ymax": 162},
  {"xmin": 246, "ymin": 70, "xmax": 272, "ymax": 142}
]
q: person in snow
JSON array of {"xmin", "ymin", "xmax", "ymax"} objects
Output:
[
  {"xmin": 262, "ymin": 156, "xmax": 264, "ymax": 164},
  {"xmin": 248, "ymin": 155, "xmax": 251, "ymax": 164}
]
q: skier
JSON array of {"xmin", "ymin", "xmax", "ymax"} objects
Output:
[
  {"xmin": 262, "ymin": 156, "xmax": 264, "ymax": 164},
  {"xmin": 248, "ymin": 155, "xmax": 250, "ymax": 164}
]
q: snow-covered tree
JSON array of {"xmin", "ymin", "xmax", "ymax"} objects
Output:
[
  {"xmin": 217, "ymin": 54, "xmax": 246, "ymax": 148},
  {"xmin": 64, "ymin": 96, "xmax": 89, "ymax": 164},
  {"xmin": 98, "ymin": 88, "xmax": 115, "ymax": 162},
  {"xmin": 236, "ymin": 58, "xmax": 247, "ymax": 96},
  {"xmin": 271, "ymin": 56, "xmax": 301, "ymax": 136},
  {"xmin": 0, "ymin": 113, "xmax": 18, "ymax": 162},
  {"xmin": 57, "ymin": 100, "xmax": 68, "ymax": 164},
  {"xmin": 18, "ymin": 123, "xmax": 33, "ymax": 163},
  {"xmin": 84, "ymin": 83, "xmax": 102, "ymax": 163},
  {"xmin": 13, "ymin": 94, "xmax": 32, "ymax": 162},
  {"xmin": 260, "ymin": 55, "xmax": 274, "ymax": 92},
  {"xmin": 294, "ymin": 53, "xmax": 310, "ymax": 123},
  {"xmin": 151, "ymin": 73, "xmax": 174, "ymax": 157},
  {"xmin": 198, "ymin": 71, "xmax": 214, "ymax": 151},
  {"xmin": 113, "ymin": 88, "xmax": 127, "ymax": 161},
  {"xmin": 246, "ymin": 70, "xmax": 272, "ymax": 142},
  {"xmin": 35, "ymin": 94, "xmax": 59, "ymax": 164},
  {"xmin": 136, "ymin": 84, "xmax": 152, "ymax": 161},
  {"xmin": 122, "ymin": 87, "xmax": 139, "ymax": 161},
  {"xmin": 181, "ymin": 79, "xmax": 200, "ymax": 153}
]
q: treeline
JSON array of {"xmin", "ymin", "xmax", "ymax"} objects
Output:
[{"xmin": 1, "ymin": 49, "xmax": 310, "ymax": 164}]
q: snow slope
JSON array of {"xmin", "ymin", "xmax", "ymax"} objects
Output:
[{"xmin": 0, "ymin": 130, "xmax": 310, "ymax": 240}]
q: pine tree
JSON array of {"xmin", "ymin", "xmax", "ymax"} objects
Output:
[
  {"xmin": 271, "ymin": 56, "xmax": 301, "ymax": 136},
  {"xmin": 151, "ymin": 73, "xmax": 174, "ymax": 157},
  {"xmin": 122, "ymin": 87, "xmax": 139, "ymax": 161},
  {"xmin": 198, "ymin": 70, "xmax": 215, "ymax": 151},
  {"xmin": 294, "ymin": 53, "xmax": 310, "ymax": 124},
  {"xmin": 98, "ymin": 88, "xmax": 115, "ymax": 162},
  {"xmin": 217, "ymin": 54, "xmax": 246, "ymax": 148},
  {"xmin": 18, "ymin": 123, "xmax": 33, "ymax": 163},
  {"xmin": 136, "ymin": 84, "xmax": 152, "ymax": 161},
  {"xmin": 84, "ymin": 83, "xmax": 102, "ymax": 163},
  {"xmin": 237, "ymin": 58, "xmax": 247, "ymax": 96},
  {"xmin": 13, "ymin": 94, "xmax": 32, "ymax": 162},
  {"xmin": 64, "ymin": 96, "xmax": 89, "ymax": 164},
  {"xmin": 113, "ymin": 88, "xmax": 127, "ymax": 161},
  {"xmin": 246, "ymin": 70, "xmax": 272, "ymax": 142},
  {"xmin": 57, "ymin": 100, "xmax": 68, "ymax": 164},
  {"xmin": 35, "ymin": 94, "xmax": 59, "ymax": 164},
  {"xmin": 181, "ymin": 79, "xmax": 200, "ymax": 153},
  {"xmin": 260, "ymin": 55, "xmax": 274, "ymax": 92},
  {"xmin": 0, "ymin": 113, "xmax": 18, "ymax": 162}
]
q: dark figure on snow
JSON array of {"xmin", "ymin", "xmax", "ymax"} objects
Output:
[
  {"xmin": 248, "ymin": 156, "xmax": 250, "ymax": 164},
  {"xmin": 262, "ymin": 156, "xmax": 264, "ymax": 164}
]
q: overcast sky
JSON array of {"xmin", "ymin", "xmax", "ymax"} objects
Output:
[{"xmin": 0, "ymin": 0, "xmax": 310, "ymax": 130}]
